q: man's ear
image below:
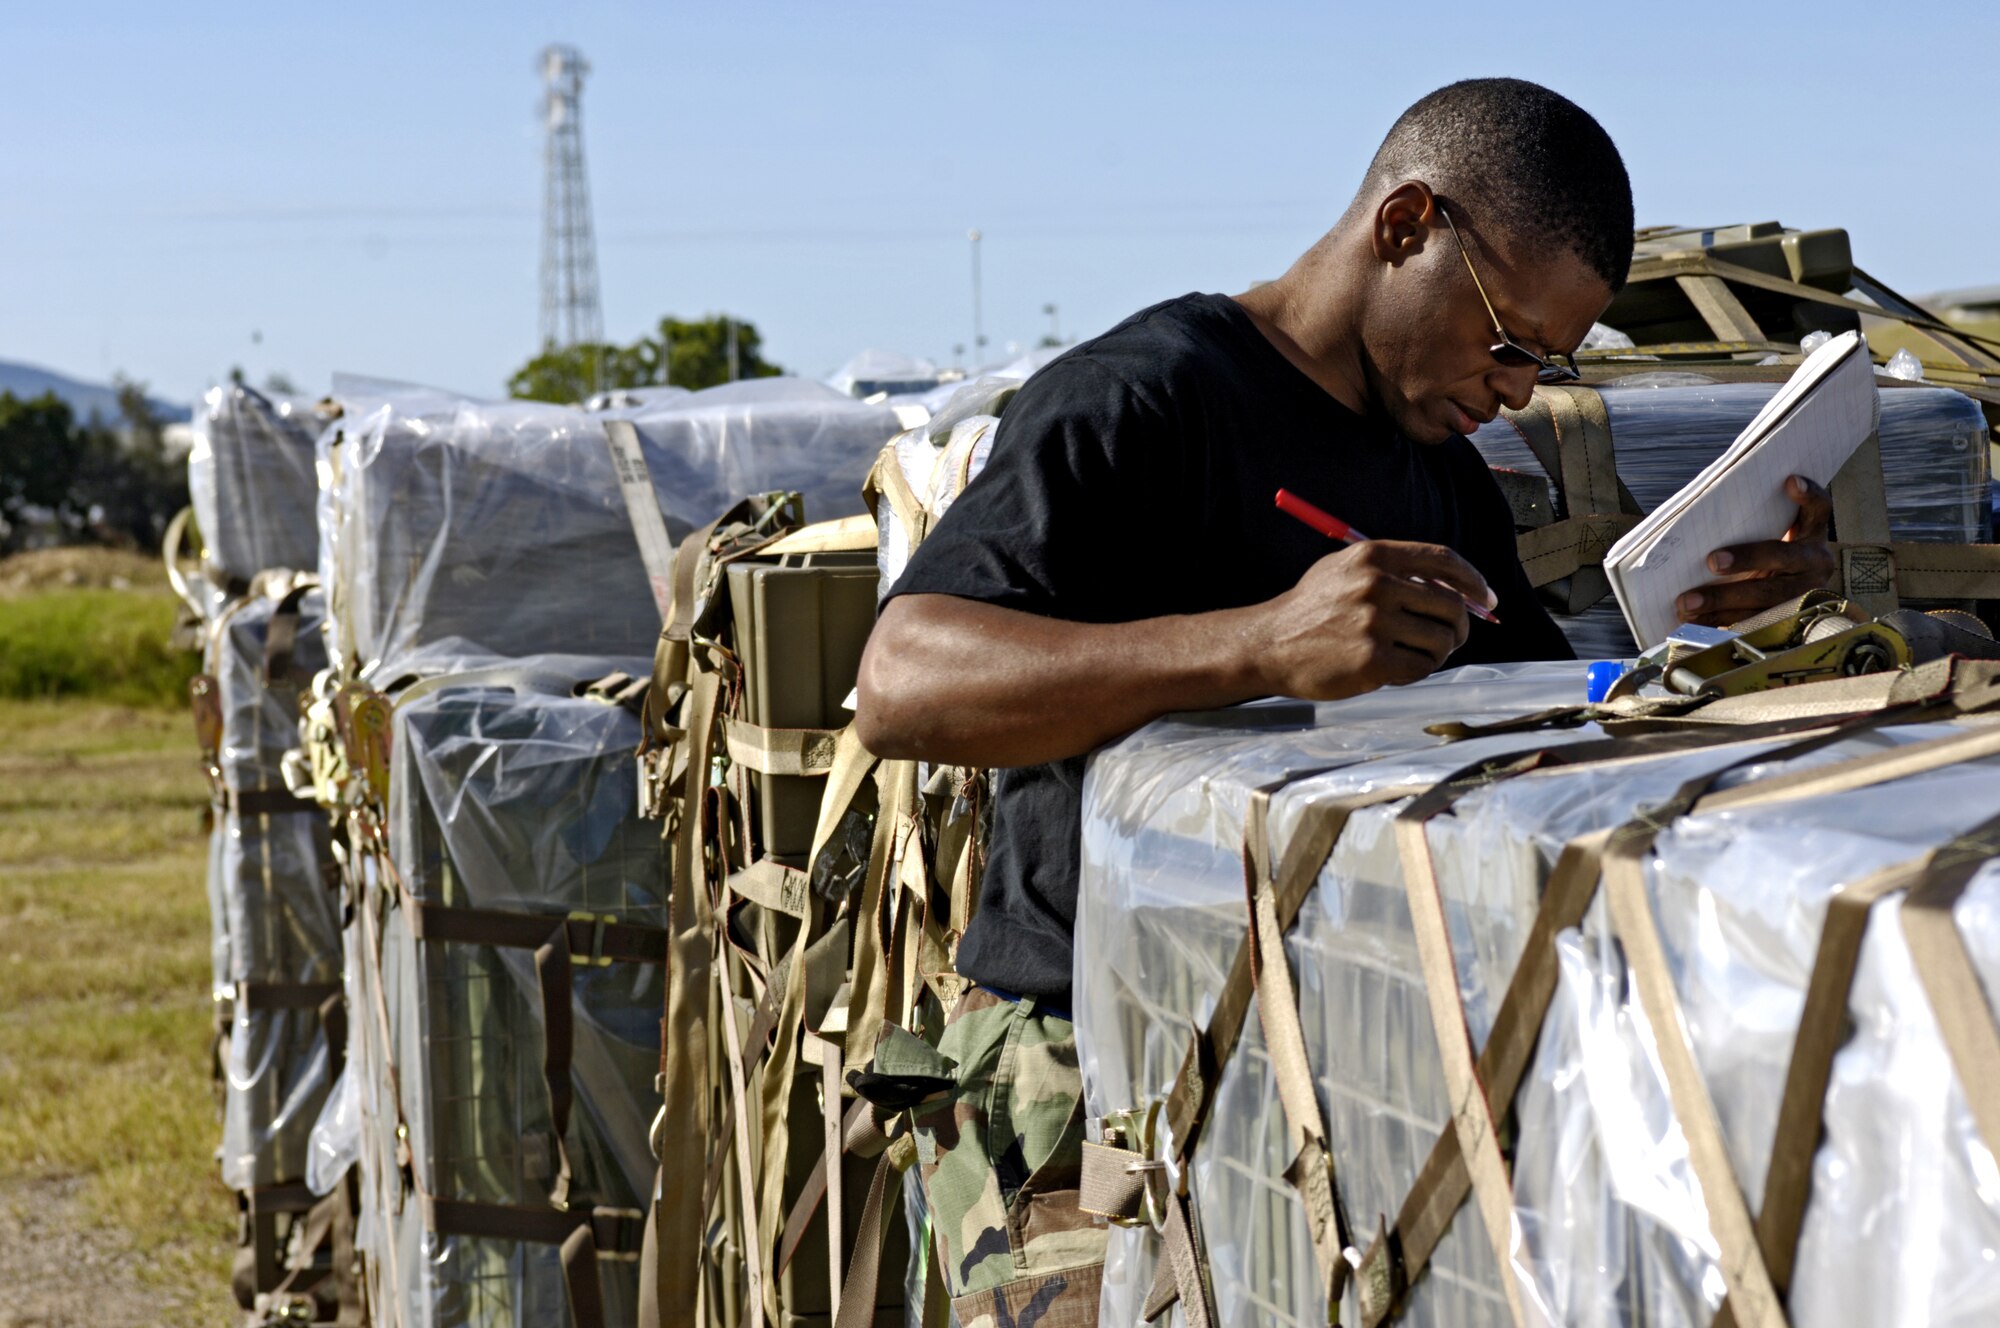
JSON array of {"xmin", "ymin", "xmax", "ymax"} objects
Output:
[{"xmin": 1370, "ymin": 180, "xmax": 1436, "ymax": 267}]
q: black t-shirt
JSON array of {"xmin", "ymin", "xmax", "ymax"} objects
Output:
[{"xmin": 885, "ymin": 292, "xmax": 1574, "ymax": 1005}]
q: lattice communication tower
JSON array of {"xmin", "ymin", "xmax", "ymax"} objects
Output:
[{"xmin": 538, "ymin": 44, "xmax": 604, "ymax": 354}]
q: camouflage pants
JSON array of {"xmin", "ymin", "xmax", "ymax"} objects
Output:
[{"xmin": 912, "ymin": 988, "xmax": 1105, "ymax": 1328}]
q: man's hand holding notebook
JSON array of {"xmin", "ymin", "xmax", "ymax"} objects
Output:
[{"xmin": 1606, "ymin": 332, "xmax": 1873, "ymax": 649}]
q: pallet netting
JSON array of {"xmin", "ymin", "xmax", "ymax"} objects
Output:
[
  {"xmin": 348, "ymin": 665, "xmax": 664, "ymax": 1328},
  {"xmin": 1076, "ymin": 659, "xmax": 2000, "ymax": 1327},
  {"xmin": 189, "ymin": 384, "xmax": 326, "ymax": 587}
]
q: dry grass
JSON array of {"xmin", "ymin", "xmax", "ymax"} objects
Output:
[
  {"xmin": 0, "ymin": 699, "xmax": 235, "ymax": 1325},
  {"xmin": 0, "ymin": 547, "xmax": 168, "ymax": 597}
]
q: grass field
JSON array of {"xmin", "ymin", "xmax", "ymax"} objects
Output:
[{"xmin": 0, "ymin": 585, "xmax": 236, "ymax": 1322}]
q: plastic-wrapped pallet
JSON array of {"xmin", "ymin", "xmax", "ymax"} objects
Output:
[
  {"xmin": 206, "ymin": 583, "xmax": 342, "ymax": 1195},
  {"xmin": 189, "ymin": 384, "xmax": 325, "ymax": 586},
  {"xmin": 351, "ymin": 659, "xmax": 663, "ymax": 1328},
  {"xmin": 871, "ymin": 375, "xmax": 1018, "ymax": 597},
  {"xmin": 1467, "ymin": 380, "xmax": 1992, "ymax": 658},
  {"xmin": 319, "ymin": 383, "xmax": 901, "ymax": 682},
  {"xmin": 1075, "ymin": 660, "xmax": 2000, "ymax": 1327},
  {"xmin": 598, "ymin": 376, "xmax": 903, "ymax": 543}
]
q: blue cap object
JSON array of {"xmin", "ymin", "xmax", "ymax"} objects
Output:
[{"xmin": 1585, "ymin": 660, "xmax": 1627, "ymax": 705}]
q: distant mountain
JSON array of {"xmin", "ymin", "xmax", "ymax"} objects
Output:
[{"xmin": 0, "ymin": 359, "xmax": 191, "ymax": 425}]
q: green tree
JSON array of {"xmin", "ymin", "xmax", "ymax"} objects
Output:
[
  {"xmin": 72, "ymin": 379, "xmax": 183, "ymax": 549},
  {"xmin": 507, "ymin": 314, "xmax": 784, "ymax": 403},
  {"xmin": 0, "ymin": 392, "xmax": 83, "ymax": 553}
]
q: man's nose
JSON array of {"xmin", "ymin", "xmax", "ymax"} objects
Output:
[{"xmin": 1489, "ymin": 366, "xmax": 1537, "ymax": 413}]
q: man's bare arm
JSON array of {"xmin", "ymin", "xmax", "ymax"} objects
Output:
[{"xmin": 854, "ymin": 539, "xmax": 1495, "ymax": 769}]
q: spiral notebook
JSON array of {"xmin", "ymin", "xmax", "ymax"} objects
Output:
[{"xmin": 1605, "ymin": 331, "xmax": 1880, "ymax": 649}]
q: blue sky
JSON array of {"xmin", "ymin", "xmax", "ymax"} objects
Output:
[{"xmin": 4, "ymin": 2, "xmax": 1994, "ymax": 405}]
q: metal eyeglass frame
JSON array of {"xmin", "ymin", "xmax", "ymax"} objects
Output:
[{"xmin": 1437, "ymin": 203, "xmax": 1583, "ymax": 385}]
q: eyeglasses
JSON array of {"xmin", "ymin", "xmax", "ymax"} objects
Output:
[{"xmin": 1437, "ymin": 203, "xmax": 1582, "ymax": 385}]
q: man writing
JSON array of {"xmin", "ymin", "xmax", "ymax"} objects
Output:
[{"xmin": 853, "ymin": 78, "xmax": 1834, "ymax": 1326}]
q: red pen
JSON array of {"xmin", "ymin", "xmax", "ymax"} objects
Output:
[{"xmin": 1275, "ymin": 488, "xmax": 1501, "ymax": 625}]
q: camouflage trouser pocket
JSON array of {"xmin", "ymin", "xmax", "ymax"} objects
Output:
[{"xmin": 912, "ymin": 989, "xmax": 1106, "ymax": 1328}]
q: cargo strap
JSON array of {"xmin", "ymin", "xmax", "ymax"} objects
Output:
[
  {"xmin": 1358, "ymin": 699, "xmax": 2000, "ymax": 1325},
  {"xmin": 1626, "ymin": 252, "xmax": 2000, "ymax": 363},
  {"xmin": 384, "ymin": 864, "xmax": 666, "ymax": 1220},
  {"xmin": 1244, "ymin": 785, "xmax": 1358, "ymax": 1321},
  {"xmin": 1706, "ymin": 802, "xmax": 2000, "ymax": 1328},
  {"xmin": 602, "ymin": 419, "xmax": 681, "ymax": 621},
  {"xmin": 223, "ymin": 786, "xmax": 323, "ymax": 819},
  {"xmin": 1601, "ymin": 719, "xmax": 2000, "ymax": 1328},
  {"xmin": 1829, "ymin": 539, "xmax": 2000, "ymax": 601},
  {"xmin": 723, "ymin": 717, "xmax": 845, "ymax": 777},
  {"xmin": 234, "ymin": 979, "xmax": 341, "ymax": 1012},
  {"xmin": 650, "ymin": 664, "xmax": 724, "ymax": 1323},
  {"xmin": 1498, "ymin": 385, "xmax": 1644, "ymax": 610},
  {"xmin": 347, "ymin": 824, "xmax": 615, "ymax": 1328},
  {"xmin": 263, "ymin": 579, "xmax": 317, "ymax": 686},
  {"xmin": 264, "ymin": 1175, "xmax": 364, "ymax": 1326}
]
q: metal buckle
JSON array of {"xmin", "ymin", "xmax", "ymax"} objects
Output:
[
  {"xmin": 568, "ymin": 912, "xmax": 614, "ymax": 967},
  {"xmin": 1099, "ymin": 1101, "xmax": 1170, "ymax": 1231}
]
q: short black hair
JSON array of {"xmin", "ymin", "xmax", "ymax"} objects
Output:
[{"xmin": 1363, "ymin": 78, "xmax": 1633, "ymax": 290}]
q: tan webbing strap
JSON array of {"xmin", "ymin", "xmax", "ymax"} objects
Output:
[
  {"xmin": 262, "ymin": 580, "xmax": 316, "ymax": 685},
  {"xmin": 1242, "ymin": 787, "xmax": 1353, "ymax": 1319},
  {"xmin": 601, "ymin": 419, "xmax": 680, "ymax": 621},
  {"xmin": 863, "ymin": 442, "xmax": 932, "ymax": 549},
  {"xmin": 1900, "ymin": 825, "xmax": 2000, "ymax": 1164},
  {"xmin": 654, "ymin": 666, "xmax": 724, "ymax": 1316},
  {"xmin": 779, "ymin": 1099, "xmax": 892, "ymax": 1274},
  {"xmin": 227, "ymin": 786, "xmax": 323, "ymax": 819},
  {"xmin": 823, "ymin": 1045, "xmax": 845, "ymax": 1321},
  {"xmin": 1499, "ymin": 385, "xmax": 1641, "ymax": 606},
  {"xmin": 1828, "ymin": 432, "xmax": 1898, "ymax": 617},
  {"xmin": 1674, "ymin": 273, "xmax": 1766, "ymax": 343},
  {"xmin": 1829, "ymin": 541, "xmax": 2000, "ymax": 602},
  {"xmin": 1163, "ymin": 785, "xmax": 1428, "ymax": 1160},
  {"xmin": 1356, "ymin": 715, "xmax": 1894, "ymax": 1326},
  {"xmin": 1146, "ymin": 1189, "xmax": 1217, "ymax": 1328},
  {"xmin": 1514, "ymin": 514, "xmax": 1643, "ymax": 589},
  {"xmin": 1395, "ymin": 776, "xmax": 1540, "ymax": 1328},
  {"xmin": 1146, "ymin": 783, "xmax": 1426, "ymax": 1328},
  {"xmin": 730, "ymin": 859, "xmax": 813, "ymax": 921},
  {"xmin": 1709, "ymin": 808, "xmax": 2000, "ymax": 1328},
  {"xmin": 562, "ymin": 1221, "xmax": 610, "ymax": 1328},
  {"xmin": 1606, "ymin": 847, "xmax": 1789, "ymax": 1328},
  {"xmin": 714, "ymin": 935, "xmax": 769, "ymax": 1328},
  {"xmin": 723, "ymin": 718, "xmax": 844, "ymax": 777},
  {"xmin": 234, "ymin": 979, "xmax": 342, "ymax": 1012},
  {"xmin": 420, "ymin": 1193, "xmax": 645, "ymax": 1251},
  {"xmin": 1631, "ymin": 253, "xmax": 2000, "ymax": 356},
  {"xmin": 1076, "ymin": 1139, "xmax": 1149, "ymax": 1222},
  {"xmin": 842, "ymin": 761, "xmax": 918, "ymax": 1062},
  {"xmin": 1602, "ymin": 720, "xmax": 2000, "ymax": 1328},
  {"xmin": 535, "ymin": 923, "xmax": 578, "ymax": 1211},
  {"xmin": 831, "ymin": 1140, "xmax": 914, "ymax": 1328}
]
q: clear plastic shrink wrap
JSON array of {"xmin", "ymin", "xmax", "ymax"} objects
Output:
[
  {"xmin": 598, "ymin": 376, "xmax": 902, "ymax": 542},
  {"xmin": 320, "ymin": 381, "xmax": 900, "ymax": 681},
  {"xmin": 188, "ymin": 384, "xmax": 324, "ymax": 584},
  {"xmin": 351, "ymin": 661, "xmax": 662, "ymax": 1328},
  {"xmin": 1075, "ymin": 660, "xmax": 2000, "ymax": 1327},
  {"xmin": 210, "ymin": 587, "xmax": 341, "ymax": 1192},
  {"xmin": 1467, "ymin": 381, "xmax": 1992, "ymax": 658}
]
